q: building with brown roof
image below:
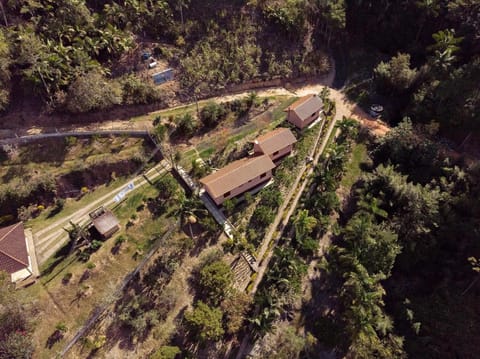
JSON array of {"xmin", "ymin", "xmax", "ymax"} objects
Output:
[
  {"xmin": 0, "ymin": 222, "xmax": 35, "ymax": 282},
  {"xmin": 253, "ymin": 127, "xmax": 297, "ymax": 161},
  {"xmin": 286, "ymin": 94, "xmax": 324, "ymax": 129},
  {"xmin": 200, "ymin": 155, "xmax": 276, "ymax": 205},
  {"xmin": 90, "ymin": 207, "xmax": 120, "ymax": 239}
]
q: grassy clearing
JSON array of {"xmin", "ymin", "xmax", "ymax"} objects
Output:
[
  {"xmin": 1, "ymin": 137, "xmax": 146, "ymax": 181},
  {"xmin": 26, "ymin": 178, "xmax": 129, "ymax": 233},
  {"xmin": 340, "ymin": 142, "xmax": 369, "ymax": 188},
  {"xmin": 24, "ymin": 175, "xmax": 181, "ymax": 359},
  {"xmin": 271, "ymin": 97, "xmax": 298, "ymax": 123}
]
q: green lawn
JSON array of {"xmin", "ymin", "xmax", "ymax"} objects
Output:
[
  {"xmin": 26, "ymin": 178, "xmax": 134, "ymax": 233},
  {"xmin": 340, "ymin": 142, "xmax": 369, "ymax": 188}
]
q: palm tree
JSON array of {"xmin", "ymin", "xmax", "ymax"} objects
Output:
[
  {"xmin": 173, "ymin": 0, "xmax": 190, "ymax": 33},
  {"xmin": 293, "ymin": 209, "xmax": 317, "ymax": 242},
  {"xmin": 177, "ymin": 197, "xmax": 207, "ymax": 238},
  {"xmin": 414, "ymin": 0, "xmax": 440, "ymax": 43},
  {"xmin": 428, "ymin": 29, "xmax": 463, "ymax": 73}
]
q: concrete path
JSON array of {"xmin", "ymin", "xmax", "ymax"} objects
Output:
[
  {"xmin": 199, "ymin": 191, "xmax": 235, "ymax": 239},
  {"xmin": 24, "ymin": 228, "xmax": 40, "ymax": 277}
]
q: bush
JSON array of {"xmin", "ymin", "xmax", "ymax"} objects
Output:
[
  {"xmin": 89, "ymin": 240, "xmax": 102, "ymax": 252},
  {"xmin": 65, "ymin": 136, "xmax": 77, "ymax": 146},
  {"xmin": 155, "ymin": 175, "xmax": 179, "ymax": 200},
  {"xmin": 78, "ymin": 251, "xmax": 90, "ymax": 262},
  {"xmin": 54, "ymin": 198, "xmax": 65, "ymax": 211},
  {"xmin": 65, "ymin": 70, "xmax": 122, "ymax": 113},
  {"xmin": 154, "ymin": 124, "xmax": 167, "ymax": 141},
  {"xmin": 151, "ymin": 346, "xmax": 181, "ymax": 359},
  {"xmin": 183, "ymin": 301, "xmax": 224, "ymax": 343},
  {"xmin": 175, "ymin": 112, "xmax": 198, "ymax": 138},
  {"xmin": 121, "ymin": 74, "xmax": 163, "ymax": 105},
  {"xmin": 115, "ymin": 235, "xmax": 126, "ymax": 245},
  {"xmin": 62, "ymin": 272, "xmax": 73, "ymax": 284},
  {"xmin": 198, "ymin": 260, "xmax": 233, "ymax": 304},
  {"xmin": 252, "ymin": 205, "xmax": 275, "ymax": 227},
  {"xmin": 0, "ymin": 331, "xmax": 34, "ymax": 359},
  {"xmin": 200, "ymin": 101, "xmax": 228, "ymax": 128}
]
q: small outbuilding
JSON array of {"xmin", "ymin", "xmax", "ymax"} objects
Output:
[
  {"xmin": 89, "ymin": 207, "xmax": 120, "ymax": 239},
  {"xmin": 286, "ymin": 94, "xmax": 324, "ymax": 129},
  {"xmin": 0, "ymin": 222, "xmax": 38, "ymax": 283},
  {"xmin": 253, "ymin": 127, "xmax": 297, "ymax": 162}
]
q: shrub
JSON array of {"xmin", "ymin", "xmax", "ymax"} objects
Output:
[
  {"xmin": 55, "ymin": 322, "xmax": 68, "ymax": 333},
  {"xmin": 183, "ymin": 301, "xmax": 224, "ymax": 343},
  {"xmin": 200, "ymin": 101, "xmax": 228, "ymax": 128},
  {"xmin": 65, "ymin": 136, "xmax": 77, "ymax": 146},
  {"xmin": 115, "ymin": 235, "xmax": 126, "ymax": 246},
  {"xmin": 65, "ymin": 70, "xmax": 122, "ymax": 113},
  {"xmin": 62, "ymin": 272, "xmax": 73, "ymax": 284},
  {"xmin": 198, "ymin": 260, "xmax": 233, "ymax": 304},
  {"xmin": 121, "ymin": 74, "xmax": 163, "ymax": 105},
  {"xmin": 154, "ymin": 124, "xmax": 167, "ymax": 141},
  {"xmin": 86, "ymin": 262, "xmax": 96, "ymax": 270},
  {"xmin": 90, "ymin": 240, "xmax": 102, "ymax": 252},
  {"xmin": 175, "ymin": 112, "xmax": 198, "ymax": 138},
  {"xmin": 78, "ymin": 251, "xmax": 90, "ymax": 262},
  {"xmin": 252, "ymin": 205, "xmax": 275, "ymax": 227},
  {"xmin": 54, "ymin": 198, "xmax": 65, "ymax": 211},
  {"xmin": 151, "ymin": 346, "xmax": 181, "ymax": 359}
]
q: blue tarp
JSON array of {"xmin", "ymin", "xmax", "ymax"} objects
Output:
[{"xmin": 152, "ymin": 68, "xmax": 174, "ymax": 85}]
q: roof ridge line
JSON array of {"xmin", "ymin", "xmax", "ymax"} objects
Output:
[
  {"xmin": 209, "ymin": 156, "xmax": 266, "ymax": 185},
  {"xmin": 0, "ymin": 248, "xmax": 28, "ymax": 267},
  {"xmin": 0, "ymin": 222, "xmax": 22, "ymax": 243}
]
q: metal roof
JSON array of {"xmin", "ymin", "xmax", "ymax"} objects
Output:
[
  {"xmin": 287, "ymin": 94, "xmax": 323, "ymax": 121},
  {"xmin": 200, "ymin": 155, "xmax": 276, "ymax": 198},
  {"xmin": 254, "ymin": 128, "xmax": 297, "ymax": 155}
]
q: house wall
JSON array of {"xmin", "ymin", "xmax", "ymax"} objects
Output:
[
  {"xmin": 270, "ymin": 144, "xmax": 293, "ymax": 161},
  {"xmin": 102, "ymin": 225, "xmax": 120, "ymax": 239},
  {"xmin": 206, "ymin": 170, "xmax": 273, "ymax": 205},
  {"xmin": 11, "ymin": 267, "xmax": 31, "ymax": 283},
  {"xmin": 287, "ymin": 110, "xmax": 304, "ymax": 128},
  {"xmin": 287, "ymin": 110, "xmax": 322, "ymax": 129}
]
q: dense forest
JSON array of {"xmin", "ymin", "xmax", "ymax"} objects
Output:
[
  {"xmin": 0, "ymin": 0, "xmax": 478, "ymax": 142},
  {"xmin": 0, "ymin": 0, "xmax": 479, "ymax": 358}
]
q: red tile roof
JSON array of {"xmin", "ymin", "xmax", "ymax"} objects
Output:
[
  {"xmin": 200, "ymin": 155, "xmax": 276, "ymax": 198},
  {"xmin": 254, "ymin": 128, "xmax": 297, "ymax": 155},
  {"xmin": 0, "ymin": 223, "xmax": 29, "ymax": 274}
]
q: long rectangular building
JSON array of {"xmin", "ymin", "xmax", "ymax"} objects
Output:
[{"xmin": 200, "ymin": 155, "xmax": 276, "ymax": 205}]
